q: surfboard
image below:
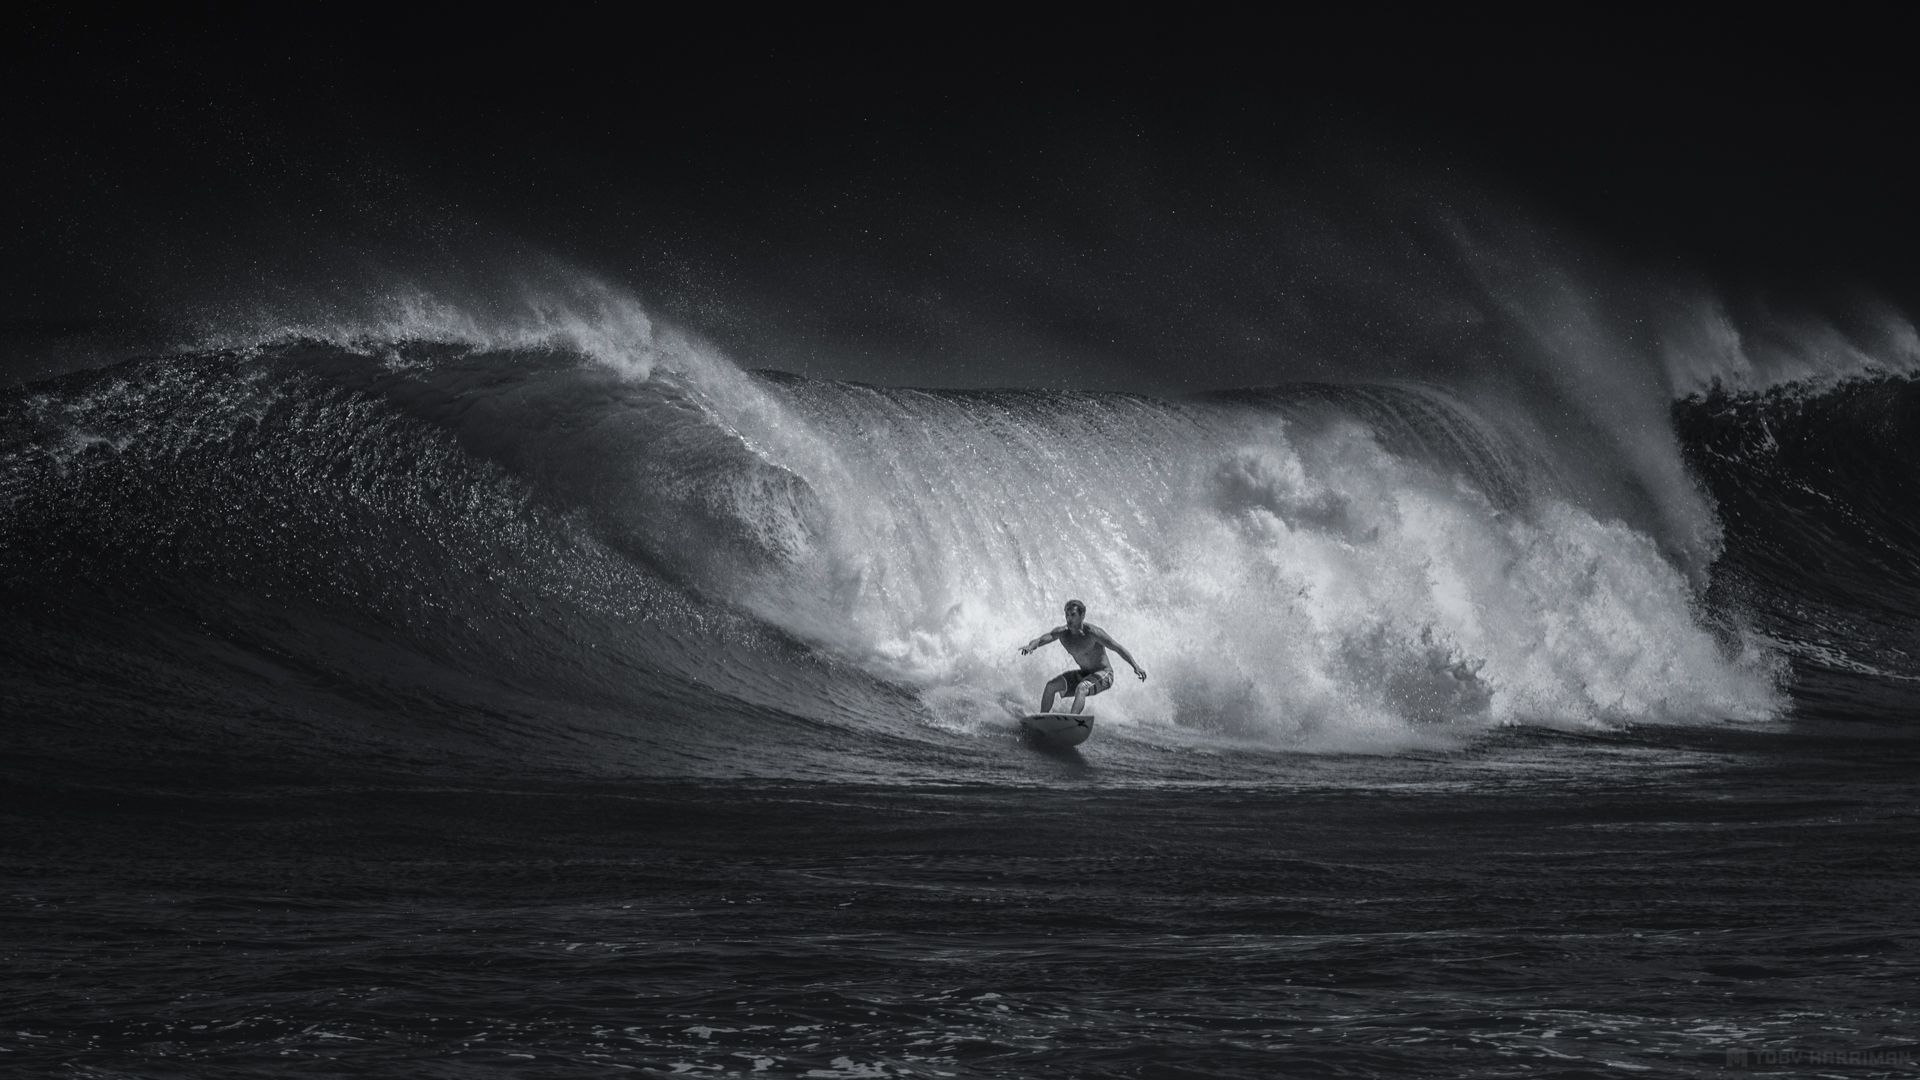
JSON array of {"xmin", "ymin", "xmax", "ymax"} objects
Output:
[{"xmin": 1021, "ymin": 711, "xmax": 1096, "ymax": 747}]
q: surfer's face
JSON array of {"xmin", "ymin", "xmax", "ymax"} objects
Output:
[{"xmin": 1064, "ymin": 605, "xmax": 1084, "ymax": 629}]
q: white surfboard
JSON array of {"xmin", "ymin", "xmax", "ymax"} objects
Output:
[{"xmin": 1021, "ymin": 711, "xmax": 1096, "ymax": 747}]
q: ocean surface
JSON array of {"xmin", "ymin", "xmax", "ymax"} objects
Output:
[{"xmin": 4, "ymin": 299, "xmax": 1919, "ymax": 1076}]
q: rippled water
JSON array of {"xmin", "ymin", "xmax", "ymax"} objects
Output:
[{"xmin": 7, "ymin": 728, "xmax": 1916, "ymax": 1078}]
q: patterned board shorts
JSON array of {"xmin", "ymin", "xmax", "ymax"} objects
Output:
[{"xmin": 1057, "ymin": 667, "xmax": 1115, "ymax": 694}]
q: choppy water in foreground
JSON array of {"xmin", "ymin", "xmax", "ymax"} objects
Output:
[{"xmin": 6, "ymin": 726, "xmax": 1916, "ymax": 1079}]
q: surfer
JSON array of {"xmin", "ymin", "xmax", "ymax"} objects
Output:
[{"xmin": 1018, "ymin": 599, "xmax": 1146, "ymax": 714}]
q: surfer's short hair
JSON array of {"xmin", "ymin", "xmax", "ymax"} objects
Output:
[{"xmin": 1064, "ymin": 599, "xmax": 1086, "ymax": 614}]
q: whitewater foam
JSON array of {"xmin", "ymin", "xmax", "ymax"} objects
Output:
[{"xmin": 750, "ymin": 379, "xmax": 1783, "ymax": 750}]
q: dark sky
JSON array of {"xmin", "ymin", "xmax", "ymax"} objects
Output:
[{"xmin": 8, "ymin": 9, "xmax": 1916, "ymax": 390}]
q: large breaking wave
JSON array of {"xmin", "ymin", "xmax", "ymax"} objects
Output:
[{"xmin": 7, "ymin": 275, "xmax": 1914, "ymax": 785}]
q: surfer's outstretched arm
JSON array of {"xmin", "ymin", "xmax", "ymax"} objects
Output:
[
  {"xmin": 1018, "ymin": 627, "xmax": 1065, "ymax": 655},
  {"xmin": 1090, "ymin": 625, "xmax": 1147, "ymax": 680}
]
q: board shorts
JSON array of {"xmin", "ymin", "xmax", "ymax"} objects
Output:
[{"xmin": 1056, "ymin": 667, "xmax": 1115, "ymax": 694}]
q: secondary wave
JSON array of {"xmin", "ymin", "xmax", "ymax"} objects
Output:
[{"xmin": 1681, "ymin": 375, "xmax": 1920, "ymax": 694}]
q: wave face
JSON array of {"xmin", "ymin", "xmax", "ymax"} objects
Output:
[
  {"xmin": 1680, "ymin": 377, "xmax": 1920, "ymax": 709},
  {"xmin": 8, "ymin": 298, "xmax": 1878, "ymax": 786}
]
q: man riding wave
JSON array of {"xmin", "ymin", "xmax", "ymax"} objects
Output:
[{"xmin": 1018, "ymin": 598, "xmax": 1146, "ymax": 714}]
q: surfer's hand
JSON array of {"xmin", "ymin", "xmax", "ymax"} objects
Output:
[
  {"xmin": 1134, "ymin": 666, "xmax": 1147, "ymax": 681},
  {"xmin": 1018, "ymin": 645, "xmax": 1031, "ymax": 655}
]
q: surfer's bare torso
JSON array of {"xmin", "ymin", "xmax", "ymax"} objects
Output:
[{"xmin": 1051, "ymin": 624, "xmax": 1113, "ymax": 672}]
